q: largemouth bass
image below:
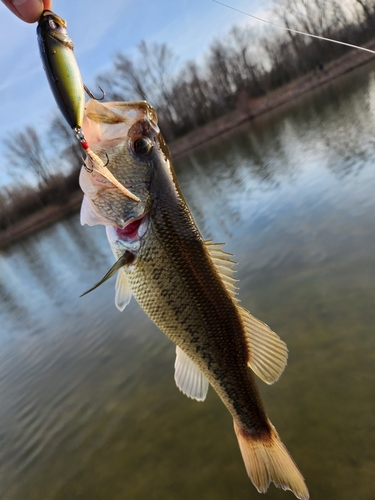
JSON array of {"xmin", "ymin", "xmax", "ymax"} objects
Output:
[{"xmin": 79, "ymin": 98, "xmax": 309, "ymax": 499}]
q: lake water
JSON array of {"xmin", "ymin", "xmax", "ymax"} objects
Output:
[{"xmin": 1, "ymin": 62, "xmax": 375, "ymax": 500}]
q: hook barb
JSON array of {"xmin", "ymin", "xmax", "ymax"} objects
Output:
[
  {"xmin": 81, "ymin": 155, "xmax": 93, "ymax": 173},
  {"xmin": 84, "ymin": 84, "xmax": 106, "ymax": 101}
]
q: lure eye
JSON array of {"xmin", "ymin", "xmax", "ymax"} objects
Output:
[{"xmin": 133, "ymin": 137, "xmax": 153, "ymax": 156}]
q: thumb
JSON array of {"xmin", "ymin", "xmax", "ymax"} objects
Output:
[{"xmin": 1, "ymin": 0, "xmax": 53, "ymax": 23}]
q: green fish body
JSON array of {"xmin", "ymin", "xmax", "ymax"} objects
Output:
[{"xmin": 79, "ymin": 99, "xmax": 309, "ymax": 499}]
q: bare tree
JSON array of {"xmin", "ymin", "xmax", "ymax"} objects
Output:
[
  {"xmin": 206, "ymin": 40, "xmax": 236, "ymax": 114},
  {"xmin": 3, "ymin": 126, "xmax": 51, "ymax": 185},
  {"xmin": 227, "ymin": 26, "xmax": 265, "ymax": 96},
  {"xmin": 97, "ymin": 40, "xmax": 178, "ymax": 139},
  {"xmin": 98, "ymin": 41, "xmax": 177, "ymax": 104},
  {"xmin": 169, "ymin": 61, "xmax": 214, "ymax": 132},
  {"xmin": 354, "ymin": 0, "xmax": 374, "ymax": 24},
  {"xmin": 98, "ymin": 53, "xmax": 148, "ymax": 101}
]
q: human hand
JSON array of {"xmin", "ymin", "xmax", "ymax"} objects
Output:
[{"xmin": 1, "ymin": 0, "xmax": 52, "ymax": 23}]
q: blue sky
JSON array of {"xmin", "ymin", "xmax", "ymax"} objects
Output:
[{"xmin": 0, "ymin": 0, "xmax": 269, "ymax": 186}]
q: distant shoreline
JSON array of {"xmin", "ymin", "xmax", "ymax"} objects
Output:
[
  {"xmin": 170, "ymin": 38, "xmax": 375, "ymax": 158},
  {"xmin": 1, "ymin": 40, "xmax": 375, "ymax": 250}
]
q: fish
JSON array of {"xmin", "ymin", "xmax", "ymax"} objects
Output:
[{"xmin": 79, "ymin": 98, "xmax": 309, "ymax": 500}]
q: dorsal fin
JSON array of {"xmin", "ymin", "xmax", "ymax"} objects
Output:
[
  {"xmin": 174, "ymin": 346, "xmax": 209, "ymax": 401},
  {"xmin": 239, "ymin": 307, "xmax": 288, "ymax": 384},
  {"xmin": 204, "ymin": 241, "xmax": 239, "ymax": 303},
  {"xmin": 204, "ymin": 240, "xmax": 287, "ymax": 384}
]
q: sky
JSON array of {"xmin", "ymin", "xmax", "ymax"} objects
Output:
[{"xmin": 0, "ymin": 0, "xmax": 270, "ymax": 187}]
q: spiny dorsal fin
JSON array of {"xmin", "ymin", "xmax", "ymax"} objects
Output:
[
  {"xmin": 115, "ymin": 270, "xmax": 132, "ymax": 311},
  {"xmin": 239, "ymin": 306, "xmax": 288, "ymax": 384},
  {"xmin": 204, "ymin": 241, "xmax": 239, "ymax": 302},
  {"xmin": 174, "ymin": 346, "xmax": 209, "ymax": 401}
]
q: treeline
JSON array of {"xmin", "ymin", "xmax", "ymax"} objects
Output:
[
  {"xmin": 1, "ymin": 0, "xmax": 375, "ymax": 232},
  {"xmin": 0, "ymin": 118, "xmax": 82, "ymax": 232},
  {"xmin": 97, "ymin": 0, "xmax": 375, "ymax": 141}
]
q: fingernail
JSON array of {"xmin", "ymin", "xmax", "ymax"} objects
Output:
[{"xmin": 11, "ymin": 0, "xmax": 44, "ymax": 22}]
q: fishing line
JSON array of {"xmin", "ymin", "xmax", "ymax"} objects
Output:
[{"xmin": 212, "ymin": 0, "xmax": 375, "ymax": 56}]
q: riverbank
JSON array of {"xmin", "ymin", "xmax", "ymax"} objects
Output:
[
  {"xmin": 0, "ymin": 191, "xmax": 83, "ymax": 249},
  {"xmin": 170, "ymin": 38, "xmax": 375, "ymax": 158},
  {"xmin": 1, "ymin": 39, "xmax": 375, "ymax": 249}
]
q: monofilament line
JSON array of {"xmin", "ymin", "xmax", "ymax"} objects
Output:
[{"xmin": 212, "ymin": 0, "xmax": 375, "ymax": 56}]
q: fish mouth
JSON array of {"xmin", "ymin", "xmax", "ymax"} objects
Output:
[{"xmin": 115, "ymin": 212, "xmax": 148, "ymax": 243}]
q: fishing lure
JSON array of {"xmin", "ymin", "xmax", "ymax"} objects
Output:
[{"xmin": 36, "ymin": 10, "xmax": 140, "ymax": 202}]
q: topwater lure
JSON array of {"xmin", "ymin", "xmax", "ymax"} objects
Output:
[{"xmin": 36, "ymin": 10, "xmax": 140, "ymax": 202}]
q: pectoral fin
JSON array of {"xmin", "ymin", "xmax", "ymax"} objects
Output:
[
  {"xmin": 80, "ymin": 251, "xmax": 133, "ymax": 297},
  {"xmin": 115, "ymin": 270, "xmax": 132, "ymax": 311},
  {"xmin": 174, "ymin": 346, "xmax": 209, "ymax": 401}
]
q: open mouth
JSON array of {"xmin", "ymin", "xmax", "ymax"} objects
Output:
[{"xmin": 115, "ymin": 213, "xmax": 148, "ymax": 242}]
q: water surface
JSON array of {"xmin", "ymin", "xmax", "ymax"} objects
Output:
[{"xmin": 1, "ymin": 62, "xmax": 375, "ymax": 499}]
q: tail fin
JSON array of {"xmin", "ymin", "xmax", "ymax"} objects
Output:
[{"xmin": 233, "ymin": 420, "xmax": 309, "ymax": 500}]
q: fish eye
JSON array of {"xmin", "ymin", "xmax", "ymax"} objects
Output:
[
  {"xmin": 48, "ymin": 20, "xmax": 58, "ymax": 29},
  {"xmin": 133, "ymin": 137, "xmax": 153, "ymax": 156}
]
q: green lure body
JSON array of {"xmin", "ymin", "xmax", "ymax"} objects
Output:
[{"xmin": 37, "ymin": 10, "xmax": 85, "ymax": 131}]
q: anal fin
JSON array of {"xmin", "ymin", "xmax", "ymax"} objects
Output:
[{"xmin": 174, "ymin": 346, "xmax": 209, "ymax": 401}]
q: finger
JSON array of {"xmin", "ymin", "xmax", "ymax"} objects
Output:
[{"xmin": 1, "ymin": 0, "xmax": 53, "ymax": 23}]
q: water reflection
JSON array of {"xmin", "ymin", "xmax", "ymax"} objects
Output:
[{"xmin": 1, "ymin": 62, "xmax": 375, "ymax": 499}]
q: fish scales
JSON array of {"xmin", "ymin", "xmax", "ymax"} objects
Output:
[
  {"xmin": 79, "ymin": 99, "xmax": 309, "ymax": 500},
  {"xmin": 127, "ymin": 183, "xmax": 269, "ymax": 433}
]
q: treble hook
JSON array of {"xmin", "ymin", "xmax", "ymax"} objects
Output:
[
  {"xmin": 84, "ymin": 84, "xmax": 106, "ymax": 101},
  {"xmin": 81, "ymin": 155, "xmax": 93, "ymax": 173},
  {"xmin": 103, "ymin": 152, "xmax": 109, "ymax": 167},
  {"xmin": 81, "ymin": 152, "xmax": 109, "ymax": 173}
]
